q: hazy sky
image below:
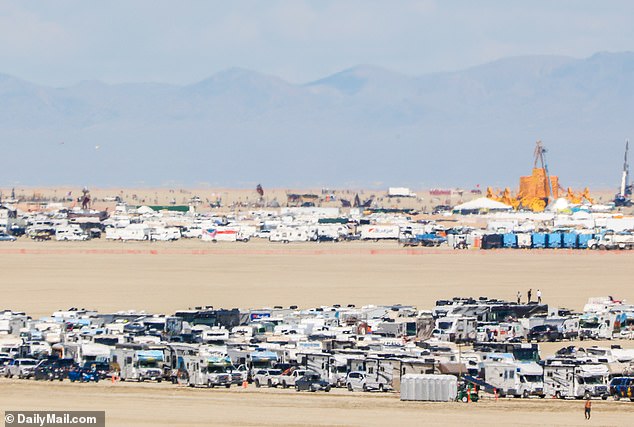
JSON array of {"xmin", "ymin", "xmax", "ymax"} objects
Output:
[{"xmin": 2, "ymin": 0, "xmax": 634, "ymax": 86}]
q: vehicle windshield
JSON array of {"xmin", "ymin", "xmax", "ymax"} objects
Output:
[
  {"xmin": 513, "ymin": 349, "xmax": 540, "ymax": 362},
  {"xmin": 585, "ymin": 348, "xmax": 606, "ymax": 356},
  {"xmin": 437, "ymin": 322, "xmax": 453, "ymax": 330},
  {"xmin": 139, "ymin": 360, "xmax": 159, "ymax": 368},
  {"xmin": 208, "ymin": 365, "xmax": 229, "ymax": 373},
  {"xmin": 580, "ymin": 320, "xmax": 599, "ymax": 329},
  {"xmin": 583, "ymin": 376, "xmax": 604, "ymax": 385},
  {"xmin": 21, "ymin": 360, "xmax": 37, "ymax": 365}
]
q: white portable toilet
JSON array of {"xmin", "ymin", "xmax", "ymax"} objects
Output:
[{"xmin": 400, "ymin": 374, "xmax": 458, "ymax": 402}]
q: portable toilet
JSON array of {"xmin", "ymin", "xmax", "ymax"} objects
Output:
[
  {"xmin": 503, "ymin": 233, "xmax": 517, "ymax": 248},
  {"xmin": 547, "ymin": 232, "xmax": 563, "ymax": 249},
  {"xmin": 578, "ymin": 233, "xmax": 594, "ymax": 249},
  {"xmin": 531, "ymin": 233, "xmax": 547, "ymax": 248},
  {"xmin": 562, "ymin": 233, "xmax": 578, "ymax": 249}
]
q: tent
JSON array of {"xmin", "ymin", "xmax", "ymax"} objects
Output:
[{"xmin": 452, "ymin": 197, "xmax": 513, "ymax": 214}]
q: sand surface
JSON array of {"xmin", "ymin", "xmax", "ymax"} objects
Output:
[
  {"xmin": 2, "ymin": 239, "xmax": 634, "ymax": 426},
  {"xmin": 2, "ymin": 379, "xmax": 634, "ymax": 427},
  {"xmin": 1, "ymin": 239, "xmax": 633, "ymax": 317}
]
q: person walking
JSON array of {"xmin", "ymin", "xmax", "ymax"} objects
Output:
[
  {"xmin": 537, "ymin": 289, "xmax": 542, "ymax": 304},
  {"xmin": 527, "ymin": 289, "xmax": 532, "ymax": 304},
  {"xmin": 517, "ymin": 291, "xmax": 521, "ymax": 304},
  {"xmin": 584, "ymin": 398, "xmax": 591, "ymax": 420}
]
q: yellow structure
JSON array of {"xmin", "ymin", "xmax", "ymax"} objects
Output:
[{"xmin": 486, "ymin": 141, "xmax": 592, "ymax": 212}]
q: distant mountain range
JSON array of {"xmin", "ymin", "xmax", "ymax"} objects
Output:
[{"xmin": 1, "ymin": 52, "xmax": 633, "ymax": 189}]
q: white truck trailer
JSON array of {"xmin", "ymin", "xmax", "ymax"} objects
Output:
[{"xmin": 359, "ymin": 225, "xmax": 401, "ymax": 241}]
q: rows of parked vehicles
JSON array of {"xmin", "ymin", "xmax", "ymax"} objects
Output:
[{"xmin": 2, "ymin": 296, "xmax": 634, "ymax": 402}]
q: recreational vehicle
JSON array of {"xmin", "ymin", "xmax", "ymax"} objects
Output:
[{"xmin": 543, "ymin": 360, "xmax": 609, "ymax": 399}]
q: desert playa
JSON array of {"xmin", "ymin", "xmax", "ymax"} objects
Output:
[{"xmin": 1, "ymin": 239, "xmax": 633, "ymax": 317}]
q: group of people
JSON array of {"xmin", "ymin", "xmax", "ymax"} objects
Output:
[{"xmin": 516, "ymin": 289, "xmax": 542, "ymax": 305}]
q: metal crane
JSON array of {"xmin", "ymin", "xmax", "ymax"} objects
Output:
[
  {"xmin": 534, "ymin": 140, "xmax": 554, "ymax": 203},
  {"xmin": 614, "ymin": 140, "xmax": 632, "ymax": 207}
]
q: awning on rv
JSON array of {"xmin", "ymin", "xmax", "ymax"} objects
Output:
[
  {"xmin": 438, "ymin": 362, "xmax": 467, "ymax": 376},
  {"xmin": 137, "ymin": 350, "xmax": 164, "ymax": 362}
]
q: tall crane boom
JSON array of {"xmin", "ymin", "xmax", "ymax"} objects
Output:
[
  {"xmin": 534, "ymin": 141, "xmax": 554, "ymax": 201},
  {"xmin": 620, "ymin": 140, "xmax": 630, "ymax": 198}
]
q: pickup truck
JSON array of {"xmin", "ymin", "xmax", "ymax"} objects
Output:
[
  {"xmin": 4, "ymin": 358, "xmax": 38, "ymax": 379},
  {"xmin": 278, "ymin": 369, "xmax": 310, "ymax": 389},
  {"xmin": 253, "ymin": 369, "xmax": 282, "ymax": 388}
]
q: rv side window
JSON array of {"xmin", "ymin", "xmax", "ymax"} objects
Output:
[
  {"xmin": 369, "ymin": 367, "xmax": 374, "ymax": 374},
  {"xmin": 126, "ymin": 357, "xmax": 132, "ymax": 364},
  {"xmin": 509, "ymin": 371, "xmax": 514, "ymax": 379},
  {"xmin": 402, "ymin": 367, "xmax": 406, "ymax": 376}
]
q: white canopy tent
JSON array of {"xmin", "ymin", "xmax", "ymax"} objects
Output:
[{"xmin": 453, "ymin": 197, "xmax": 513, "ymax": 213}]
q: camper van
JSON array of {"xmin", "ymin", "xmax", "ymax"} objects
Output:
[
  {"xmin": 269, "ymin": 226, "xmax": 314, "ymax": 243},
  {"xmin": 184, "ymin": 355, "xmax": 233, "ymax": 388},
  {"xmin": 433, "ymin": 316, "xmax": 477, "ymax": 343},
  {"xmin": 580, "ymin": 311, "xmax": 626, "ymax": 340},
  {"xmin": 55, "ymin": 227, "xmax": 89, "ymax": 241},
  {"xmin": 543, "ymin": 360, "xmax": 609, "ymax": 399},
  {"xmin": 364, "ymin": 357, "xmax": 394, "ymax": 391},
  {"xmin": 481, "ymin": 360, "xmax": 544, "ymax": 398},
  {"xmin": 112, "ymin": 346, "xmax": 164, "ymax": 382},
  {"xmin": 105, "ymin": 225, "xmax": 150, "ymax": 241}
]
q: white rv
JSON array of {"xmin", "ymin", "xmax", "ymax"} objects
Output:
[
  {"xmin": 481, "ymin": 360, "xmax": 544, "ymax": 398},
  {"xmin": 105, "ymin": 225, "xmax": 150, "ymax": 241},
  {"xmin": 269, "ymin": 226, "xmax": 314, "ymax": 243},
  {"xmin": 111, "ymin": 347, "xmax": 164, "ymax": 382},
  {"xmin": 543, "ymin": 361, "xmax": 609, "ymax": 399},
  {"xmin": 433, "ymin": 316, "xmax": 477, "ymax": 343},
  {"xmin": 55, "ymin": 227, "xmax": 89, "ymax": 241},
  {"xmin": 184, "ymin": 355, "xmax": 233, "ymax": 388},
  {"xmin": 364, "ymin": 357, "xmax": 394, "ymax": 391},
  {"xmin": 150, "ymin": 227, "xmax": 181, "ymax": 241}
]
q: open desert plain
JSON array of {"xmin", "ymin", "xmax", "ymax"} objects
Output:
[{"xmin": 2, "ymin": 239, "xmax": 634, "ymax": 426}]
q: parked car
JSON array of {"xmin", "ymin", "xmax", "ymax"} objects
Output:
[
  {"xmin": 0, "ymin": 232, "xmax": 17, "ymax": 241},
  {"xmin": 68, "ymin": 366, "xmax": 100, "ymax": 383},
  {"xmin": 346, "ymin": 371, "xmax": 367, "ymax": 392},
  {"xmin": 295, "ymin": 373, "xmax": 331, "ymax": 392},
  {"xmin": 278, "ymin": 369, "xmax": 309, "ymax": 389},
  {"xmin": 81, "ymin": 361, "xmax": 111, "ymax": 380},
  {"xmin": 609, "ymin": 377, "xmax": 634, "ymax": 401},
  {"xmin": 253, "ymin": 369, "xmax": 282, "ymax": 388},
  {"xmin": 528, "ymin": 325, "xmax": 563, "ymax": 342},
  {"xmin": 4, "ymin": 358, "xmax": 38, "ymax": 379},
  {"xmin": 0, "ymin": 354, "xmax": 13, "ymax": 374}
]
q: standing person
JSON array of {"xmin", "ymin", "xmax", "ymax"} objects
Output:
[
  {"xmin": 517, "ymin": 291, "xmax": 521, "ymax": 304},
  {"xmin": 527, "ymin": 289, "xmax": 532, "ymax": 304},
  {"xmin": 584, "ymin": 398, "xmax": 591, "ymax": 420},
  {"xmin": 537, "ymin": 289, "xmax": 542, "ymax": 304}
]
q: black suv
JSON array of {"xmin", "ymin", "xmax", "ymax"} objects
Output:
[{"xmin": 528, "ymin": 325, "xmax": 563, "ymax": 342}]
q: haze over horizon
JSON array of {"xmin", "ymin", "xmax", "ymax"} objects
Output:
[{"xmin": 1, "ymin": 2, "xmax": 633, "ymax": 190}]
